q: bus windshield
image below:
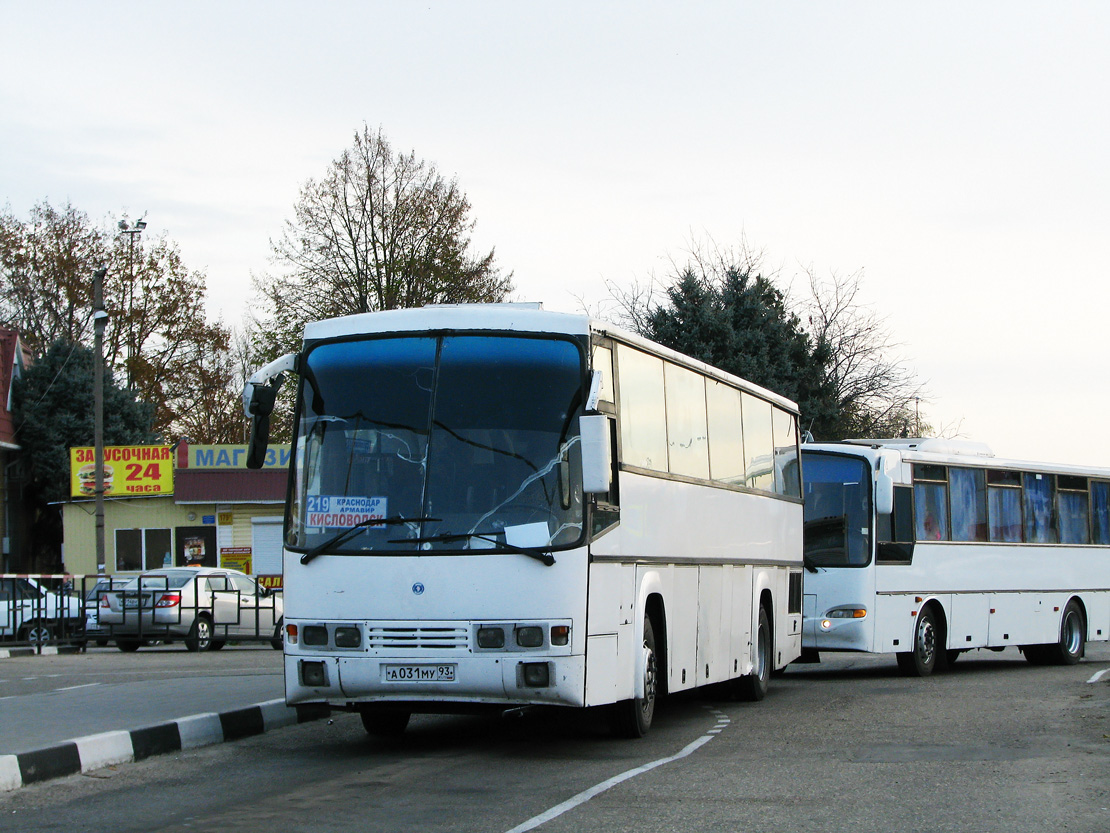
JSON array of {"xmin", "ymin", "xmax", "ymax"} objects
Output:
[
  {"xmin": 288, "ymin": 334, "xmax": 586, "ymax": 555},
  {"xmin": 801, "ymin": 452, "xmax": 872, "ymax": 567}
]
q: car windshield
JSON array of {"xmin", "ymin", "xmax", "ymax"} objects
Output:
[
  {"xmin": 801, "ymin": 452, "xmax": 873, "ymax": 567},
  {"xmin": 288, "ymin": 334, "xmax": 587, "ymax": 555}
]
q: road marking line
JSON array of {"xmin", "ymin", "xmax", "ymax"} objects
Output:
[
  {"xmin": 53, "ymin": 683, "xmax": 102, "ymax": 693},
  {"xmin": 1087, "ymin": 669, "xmax": 1109, "ymax": 684},
  {"xmin": 504, "ymin": 708, "xmax": 729, "ymax": 833}
]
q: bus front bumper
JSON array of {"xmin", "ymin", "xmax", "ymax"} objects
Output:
[{"xmin": 286, "ymin": 653, "xmax": 587, "ymax": 709}]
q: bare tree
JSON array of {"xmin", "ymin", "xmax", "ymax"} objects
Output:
[
  {"xmin": 253, "ymin": 124, "xmax": 513, "ymax": 359},
  {"xmin": 796, "ymin": 267, "xmax": 926, "ymax": 438}
]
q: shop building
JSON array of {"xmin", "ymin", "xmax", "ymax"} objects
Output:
[{"xmin": 61, "ymin": 443, "xmax": 289, "ymax": 587}]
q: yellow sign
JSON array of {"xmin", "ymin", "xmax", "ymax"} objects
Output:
[
  {"xmin": 220, "ymin": 547, "xmax": 252, "ymax": 574},
  {"xmin": 70, "ymin": 446, "xmax": 174, "ymax": 498}
]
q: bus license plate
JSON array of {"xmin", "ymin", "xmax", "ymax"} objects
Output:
[{"xmin": 382, "ymin": 664, "xmax": 456, "ymax": 683}]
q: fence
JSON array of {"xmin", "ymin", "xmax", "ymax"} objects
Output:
[{"xmin": 1, "ymin": 572, "xmax": 284, "ymax": 652}]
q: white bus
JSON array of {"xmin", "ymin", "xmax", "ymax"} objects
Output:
[
  {"xmin": 800, "ymin": 438, "xmax": 1110, "ymax": 675},
  {"xmin": 245, "ymin": 303, "xmax": 803, "ymax": 737}
]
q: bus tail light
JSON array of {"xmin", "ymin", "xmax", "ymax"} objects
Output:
[
  {"xmin": 286, "ymin": 623, "xmax": 299, "ymax": 645},
  {"xmin": 550, "ymin": 625, "xmax": 570, "ymax": 646}
]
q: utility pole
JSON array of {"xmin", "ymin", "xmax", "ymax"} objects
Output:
[{"xmin": 93, "ymin": 266, "xmax": 109, "ymax": 575}]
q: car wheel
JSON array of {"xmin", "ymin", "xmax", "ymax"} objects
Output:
[
  {"xmin": 19, "ymin": 620, "xmax": 55, "ymax": 645},
  {"xmin": 185, "ymin": 615, "xmax": 214, "ymax": 652},
  {"xmin": 117, "ymin": 639, "xmax": 142, "ymax": 652},
  {"xmin": 210, "ymin": 640, "xmax": 227, "ymax": 651},
  {"xmin": 271, "ymin": 618, "xmax": 285, "ymax": 650}
]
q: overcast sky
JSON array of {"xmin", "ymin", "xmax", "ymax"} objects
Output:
[{"xmin": 3, "ymin": 2, "xmax": 1108, "ymax": 466}]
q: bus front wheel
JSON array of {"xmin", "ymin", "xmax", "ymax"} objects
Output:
[
  {"xmin": 897, "ymin": 608, "xmax": 939, "ymax": 677},
  {"xmin": 359, "ymin": 705, "xmax": 411, "ymax": 737},
  {"xmin": 610, "ymin": 615, "xmax": 658, "ymax": 738}
]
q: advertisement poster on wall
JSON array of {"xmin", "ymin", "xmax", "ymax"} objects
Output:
[
  {"xmin": 175, "ymin": 527, "xmax": 217, "ymax": 567},
  {"xmin": 69, "ymin": 445, "xmax": 173, "ymax": 497}
]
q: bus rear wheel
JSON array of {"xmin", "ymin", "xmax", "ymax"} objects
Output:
[
  {"xmin": 611, "ymin": 615, "xmax": 658, "ymax": 738},
  {"xmin": 1046, "ymin": 601, "xmax": 1085, "ymax": 665},
  {"xmin": 732, "ymin": 606, "xmax": 771, "ymax": 701},
  {"xmin": 897, "ymin": 608, "xmax": 939, "ymax": 677}
]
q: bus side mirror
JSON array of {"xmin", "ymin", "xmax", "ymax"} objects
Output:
[
  {"xmin": 580, "ymin": 414, "xmax": 611, "ymax": 494},
  {"xmin": 246, "ymin": 377, "xmax": 283, "ymax": 470},
  {"xmin": 875, "ymin": 472, "xmax": 894, "ymax": 516},
  {"xmin": 243, "ymin": 352, "xmax": 297, "ymax": 470}
]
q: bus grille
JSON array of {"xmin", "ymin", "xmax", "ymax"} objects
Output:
[{"xmin": 366, "ymin": 626, "xmax": 469, "ymax": 650}]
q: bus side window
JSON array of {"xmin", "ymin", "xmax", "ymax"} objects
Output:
[
  {"xmin": 877, "ymin": 486, "xmax": 915, "ymax": 562},
  {"xmin": 914, "ymin": 465, "xmax": 949, "ymax": 541}
]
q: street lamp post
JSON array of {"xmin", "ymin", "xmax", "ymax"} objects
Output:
[
  {"xmin": 117, "ymin": 218, "xmax": 146, "ymax": 387},
  {"xmin": 92, "ymin": 266, "xmax": 109, "ymax": 575}
]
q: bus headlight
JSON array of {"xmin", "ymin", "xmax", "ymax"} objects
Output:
[
  {"xmin": 822, "ymin": 608, "xmax": 867, "ymax": 629},
  {"xmin": 477, "ymin": 627, "xmax": 505, "ymax": 648},
  {"xmin": 515, "ymin": 626, "xmax": 544, "ymax": 648},
  {"xmin": 334, "ymin": 626, "xmax": 361, "ymax": 648}
]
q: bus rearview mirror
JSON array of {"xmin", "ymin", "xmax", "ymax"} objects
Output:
[
  {"xmin": 580, "ymin": 414, "xmax": 611, "ymax": 494},
  {"xmin": 875, "ymin": 472, "xmax": 894, "ymax": 516}
]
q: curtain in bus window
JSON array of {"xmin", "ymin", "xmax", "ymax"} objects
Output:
[
  {"xmin": 1022, "ymin": 474, "xmax": 1058, "ymax": 544},
  {"xmin": 949, "ymin": 468, "xmax": 988, "ymax": 542},
  {"xmin": 1091, "ymin": 482, "xmax": 1110, "ymax": 545},
  {"xmin": 987, "ymin": 486, "xmax": 1022, "ymax": 542},
  {"xmin": 617, "ymin": 346, "xmax": 667, "ymax": 472},
  {"xmin": 1058, "ymin": 491, "xmax": 1091, "ymax": 544},
  {"xmin": 914, "ymin": 482, "xmax": 948, "ymax": 540},
  {"xmin": 663, "ymin": 362, "xmax": 709, "ymax": 479},
  {"xmin": 771, "ymin": 408, "xmax": 800, "ymax": 498},
  {"xmin": 705, "ymin": 380, "xmax": 745, "ymax": 485}
]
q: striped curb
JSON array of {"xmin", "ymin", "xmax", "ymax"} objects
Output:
[
  {"xmin": 0, "ymin": 645, "xmax": 82, "ymax": 660},
  {"xmin": 0, "ymin": 699, "xmax": 329, "ymax": 792}
]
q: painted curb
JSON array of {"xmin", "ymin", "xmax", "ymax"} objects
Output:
[{"xmin": 0, "ymin": 699, "xmax": 329, "ymax": 792}]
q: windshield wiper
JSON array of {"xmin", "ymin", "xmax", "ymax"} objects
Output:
[
  {"xmin": 300, "ymin": 516, "xmax": 441, "ymax": 565},
  {"xmin": 388, "ymin": 531, "xmax": 556, "ymax": 566}
]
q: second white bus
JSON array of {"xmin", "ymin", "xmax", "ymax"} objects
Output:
[{"xmin": 800, "ymin": 438, "xmax": 1110, "ymax": 675}]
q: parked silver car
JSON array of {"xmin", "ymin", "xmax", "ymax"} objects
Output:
[{"xmin": 99, "ymin": 567, "xmax": 283, "ymax": 652}]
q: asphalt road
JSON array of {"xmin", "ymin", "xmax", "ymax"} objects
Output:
[
  {"xmin": 0, "ymin": 644, "xmax": 284, "ymax": 755},
  {"xmin": 2, "ymin": 643, "xmax": 1108, "ymax": 832}
]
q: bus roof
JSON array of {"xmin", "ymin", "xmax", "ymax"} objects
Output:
[
  {"xmin": 803, "ymin": 438, "xmax": 1110, "ymax": 480},
  {"xmin": 301, "ymin": 303, "xmax": 800, "ymax": 414}
]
